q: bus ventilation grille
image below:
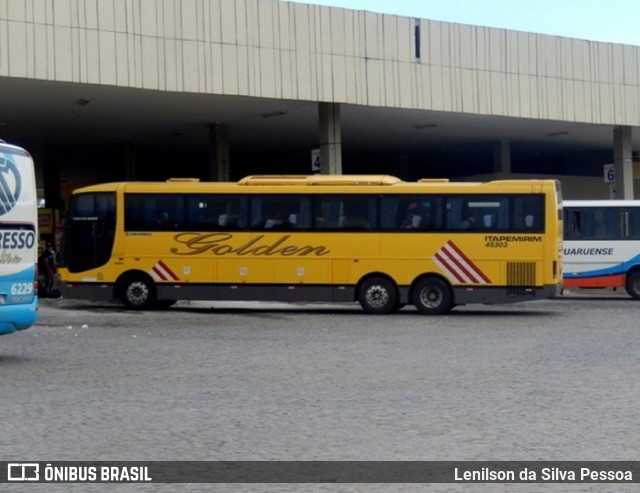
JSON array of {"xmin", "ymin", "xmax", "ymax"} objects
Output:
[{"xmin": 506, "ymin": 261, "xmax": 536, "ymax": 296}]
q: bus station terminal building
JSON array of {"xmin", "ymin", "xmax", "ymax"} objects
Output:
[{"xmin": 1, "ymin": 0, "xmax": 640, "ymax": 211}]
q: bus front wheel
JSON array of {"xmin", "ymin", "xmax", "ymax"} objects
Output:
[
  {"xmin": 412, "ymin": 277, "xmax": 453, "ymax": 314},
  {"xmin": 358, "ymin": 276, "xmax": 398, "ymax": 314},
  {"xmin": 625, "ymin": 271, "xmax": 640, "ymax": 299},
  {"xmin": 121, "ymin": 274, "xmax": 157, "ymax": 310}
]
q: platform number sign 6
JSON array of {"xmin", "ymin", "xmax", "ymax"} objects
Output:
[{"xmin": 604, "ymin": 163, "xmax": 615, "ymax": 183}]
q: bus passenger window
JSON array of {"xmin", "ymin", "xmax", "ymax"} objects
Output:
[
  {"xmin": 569, "ymin": 211, "xmax": 582, "ymax": 239},
  {"xmin": 627, "ymin": 208, "xmax": 640, "ymax": 238},
  {"xmin": 339, "ymin": 198, "xmax": 372, "ymax": 230},
  {"xmin": 580, "ymin": 209, "xmax": 617, "ymax": 239},
  {"xmin": 250, "ymin": 196, "xmax": 308, "ymax": 231}
]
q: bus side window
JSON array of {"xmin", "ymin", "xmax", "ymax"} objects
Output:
[
  {"xmin": 379, "ymin": 197, "xmax": 399, "ymax": 230},
  {"xmin": 338, "ymin": 196, "xmax": 375, "ymax": 231},
  {"xmin": 589, "ymin": 209, "xmax": 617, "ymax": 239},
  {"xmin": 512, "ymin": 195, "xmax": 542, "ymax": 232},
  {"xmin": 290, "ymin": 197, "xmax": 312, "ymax": 230},
  {"xmin": 571, "ymin": 211, "xmax": 582, "ymax": 239},
  {"xmin": 150, "ymin": 195, "xmax": 184, "ymax": 231},
  {"xmin": 124, "ymin": 194, "xmax": 182, "ymax": 231},
  {"xmin": 445, "ymin": 197, "xmax": 462, "ymax": 230},
  {"xmin": 124, "ymin": 196, "xmax": 145, "ymax": 231},
  {"xmin": 603, "ymin": 209, "xmax": 619, "ymax": 238},
  {"xmin": 249, "ymin": 195, "xmax": 307, "ymax": 231},
  {"xmin": 186, "ymin": 195, "xmax": 232, "ymax": 231},
  {"xmin": 626, "ymin": 208, "xmax": 640, "ymax": 238},
  {"xmin": 314, "ymin": 196, "xmax": 338, "ymax": 229}
]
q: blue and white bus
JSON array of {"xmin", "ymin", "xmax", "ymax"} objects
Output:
[
  {"xmin": 563, "ymin": 199, "xmax": 640, "ymax": 298},
  {"xmin": 0, "ymin": 141, "xmax": 38, "ymax": 334}
]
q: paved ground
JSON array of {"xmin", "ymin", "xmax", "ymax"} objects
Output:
[{"xmin": 1, "ymin": 289, "xmax": 639, "ymax": 492}]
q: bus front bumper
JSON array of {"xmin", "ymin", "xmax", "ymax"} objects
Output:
[
  {"xmin": 0, "ymin": 298, "xmax": 38, "ymax": 334},
  {"xmin": 59, "ymin": 282, "xmax": 115, "ymax": 301}
]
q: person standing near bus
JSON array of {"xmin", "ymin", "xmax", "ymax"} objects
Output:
[{"xmin": 38, "ymin": 242, "xmax": 57, "ymax": 298}]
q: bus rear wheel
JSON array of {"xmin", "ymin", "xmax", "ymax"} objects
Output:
[
  {"xmin": 625, "ymin": 271, "xmax": 640, "ymax": 299},
  {"xmin": 358, "ymin": 276, "xmax": 398, "ymax": 314},
  {"xmin": 412, "ymin": 277, "xmax": 453, "ymax": 314},
  {"xmin": 121, "ymin": 274, "xmax": 156, "ymax": 310}
]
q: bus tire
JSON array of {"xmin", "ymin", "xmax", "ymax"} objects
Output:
[
  {"xmin": 358, "ymin": 276, "xmax": 398, "ymax": 314},
  {"xmin": 625, "ymin": 271, "xmax": 640, "ymax": 299},
  {"xmin": 121, "ymin": 274, "xmax": 156, "ymax": 310},
  {"xmin": 412, "ymin": 277, "xmax": 453, "ymax": 314}
]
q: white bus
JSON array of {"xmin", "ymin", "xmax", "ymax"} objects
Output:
[
  {"xmin": 563, "ymin": 200, "xmax": 640, "ymax": 298},
  {"xmin": 0, "ymin": 141, "xmax": 39, "ymax": 334}
]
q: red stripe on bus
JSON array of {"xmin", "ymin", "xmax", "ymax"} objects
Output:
[
  {"xmin": 563, "ymin": 274, "xmax": 625, "ymax": 288},
  {"xmin": 157, "ymin": 259, "xmax": 179, "ymax": 281},
  {"xmin": 434, "ymin": 250, "xmax": 465, "ymax": 283},
  {"xmin": 445, "ymin": 240, "xmax": 492, "ymax": 284}
]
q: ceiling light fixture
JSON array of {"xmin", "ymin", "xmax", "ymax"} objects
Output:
[
  {"xmin": 262, "ymin": 110, "xmax": 288, "ymax": 118},
  {"xmin": 413, "ymin": 123, "xmax": 438, "ymax": 129}
]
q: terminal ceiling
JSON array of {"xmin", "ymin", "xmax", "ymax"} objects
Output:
[{"xmin": 0, "ymin": 78, "xmax": 631, "ymax": 180}]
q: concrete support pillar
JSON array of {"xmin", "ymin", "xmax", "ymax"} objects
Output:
[
  {"xmin": 319, "ymin": 102, "xmax": 342, "ymax": 174},
  {"xmin": 614, "ymin": 126, "xmax": 634, "ymax": 199},
  {"xmin": 209, "ymin": 123, "xmax": 230, "ymax": 181},
  {"xmin": 493, "ymin": 139, "xmax": 511, "ymax": 175},
  {"xmin": 123, "ymin": 142, "xmax": 137, "ymax": 180}
]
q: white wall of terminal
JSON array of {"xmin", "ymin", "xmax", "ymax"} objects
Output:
[{"xmin": 1, "ymin": 0, "xmax": 639, "ymax": 124}]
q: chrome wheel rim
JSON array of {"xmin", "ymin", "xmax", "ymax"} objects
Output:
[
  {"xmin": 366, "ymin": 285, "xmax": 389, "ymax": 308},
  {"xmin": 126, "ymin": 281, "xmax": 149, "ymax": 306},
  {"xmin": 420, "ymin": 286, "xmax": 442, "ymax": 309}
]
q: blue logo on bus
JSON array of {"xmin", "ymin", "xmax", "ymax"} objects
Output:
[{"xmin": 0, "ymin": 156, "xmax": 22, "ymax": 216}]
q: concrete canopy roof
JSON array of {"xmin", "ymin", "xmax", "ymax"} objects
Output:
[{"xmin": 0, "ymin": 76, "xmax": 630, "ymax": 179}]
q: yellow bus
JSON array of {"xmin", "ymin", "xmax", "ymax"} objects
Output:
[{"xmin": 57, "ymin": 175, "xmax": 562, "ymax": 314}]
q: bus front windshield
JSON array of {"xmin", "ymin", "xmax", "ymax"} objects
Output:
[{"xmin": 60, "ymin": 192, "xmax": 116, "ymax": 273}]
